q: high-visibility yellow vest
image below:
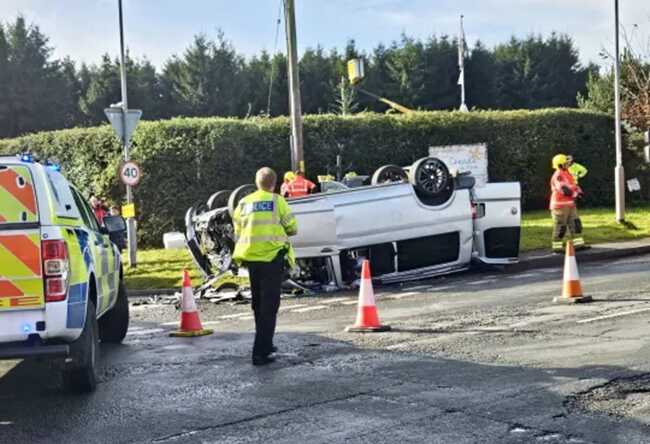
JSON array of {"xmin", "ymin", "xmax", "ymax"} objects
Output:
[{"xmin": 232, "ymin": 190, "xmax": 298, "ymax": 266}]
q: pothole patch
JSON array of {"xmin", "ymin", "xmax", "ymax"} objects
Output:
[{"xmin": 568, "ymin": 374, "xmax": 650, "ymax": 424}]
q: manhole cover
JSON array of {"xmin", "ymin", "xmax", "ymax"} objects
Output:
[{"xmin": 568, "ymin": 374, "xmax": 650, "ymax": 424}]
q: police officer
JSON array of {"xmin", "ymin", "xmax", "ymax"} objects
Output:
[
  {"xmin": 566, "ymin": 155, "xmax": 588, "ymax": 184},
  {"xmin": 550, "ymin": 154, "xmax": 586, "ymax": 253},
  {"xmin": 232, "ymin": 167, "xmax": 298, "ymax": 366}
]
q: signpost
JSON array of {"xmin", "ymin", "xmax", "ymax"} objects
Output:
[{"xmin": 106, "ymin": 0, "xmax": 140, "ymax": 267}]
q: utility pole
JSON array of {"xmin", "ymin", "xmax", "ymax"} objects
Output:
[
  {"xmin": 458, "ymin": 15, "xmax": 468, "ymax": 112},
  {"xmin": 613, "ymin": 0, "xmax": 625, "ymax": 222},
  {"xmin": 283, "ymin": 0, "xmax": 305, "ymax": 173},
  {"xmin": 118, "ymin": 0, "xmax": 137, "ymax": 266}
]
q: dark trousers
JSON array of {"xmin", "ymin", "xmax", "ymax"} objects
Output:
[{"xmin": 246, "ymin": 252, "xmax": 284, "ymax": 358}]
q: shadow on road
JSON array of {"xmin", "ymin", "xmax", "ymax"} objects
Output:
[{"xmin": 1, "ymin": 329, "xmax": 650, "ymax": 443}]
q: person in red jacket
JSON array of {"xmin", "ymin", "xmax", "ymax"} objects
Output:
[
  {"xmin": 286, "ymin": 170, "xmax": 316, "ymax": 198},
  {"xmin": 550, "ymin": 154, "xmax": 586, "ymax": 253},
  {"xmin": 90, "ymin": 195, "xmax": 107, "ymax": 226}
]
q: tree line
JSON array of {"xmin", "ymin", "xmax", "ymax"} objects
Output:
[{"xmin": 0, "ymin": 16, "xmax": 598, "ymax": 139}]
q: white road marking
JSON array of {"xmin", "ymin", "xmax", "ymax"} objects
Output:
[
  {"xmin": 430, "ymin": 286, "xmax": 452, "ymax": 292},
  {"xmin": 128, "ymin": 326, "xmax": 145, "ymax": 331},
  {"xmin": 402, "ymin": 285, "xmax": 430, "ymax": 292},
  {"xmin": 321, "ymin": 297, "xmax": 350, "ymax": 304},
  {"xmin": 389, "ymin": 291, "xmax": 419, "ymax": 300},
  {"xmin": 219, "ymin": 313, "xmax": 251, "ymax": 319},
  {"xmin": 127, "ymin": 328, "xmax": 164, "ymax": 336},
  {"xmin": 279, "ymin": 304, "xmax": 307, "ymax": 311},
  {"xmin": 577, "ymin": 307, "xmax": 650, "ymax": 324},
  {"xmin": 467, "ymin": 279, "xmax": 496, "ymax": 286},
  {"xmin": 341, "ymin": 300, "xmax": 359, "ymax": 305},
  {"xmin": 201, "ymin": 321, "xmax": 221, "ymax": 327},
  {"xmin": 292, "ymin": 305, "xmax": 328, "ymax": 313},
  {"xmin": 508, "ymin": 273, "xmax": 538, "ymax": 279}
]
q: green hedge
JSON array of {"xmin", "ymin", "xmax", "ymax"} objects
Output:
[{"xmin": 0, "ymin": 109, "xmax": 628, "ymax": 246}]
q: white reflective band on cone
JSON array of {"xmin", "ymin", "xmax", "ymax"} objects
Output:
[
  {"xmin": 358, "ymin": 277, "xmax": 376, "ymax": 307},
  {"xmin": 181, "ymin": 285, "xmax": 197, "ymax": 313},
  {"xmin": 564, "ymin": 255, "xmax": 580, "ymax": 281}
]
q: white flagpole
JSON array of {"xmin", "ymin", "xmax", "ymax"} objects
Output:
[{"xmin": 458, "ymin": 14, "xmax": 468, "ymax": 112}]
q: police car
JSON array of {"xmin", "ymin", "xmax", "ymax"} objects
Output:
[{"xmin": 0, "ymin": 154, "xmax": 129, "ymax": 393}]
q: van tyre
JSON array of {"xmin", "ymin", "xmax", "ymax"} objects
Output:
[
  {"xmin": 371, "ymin": 165, "xmax": 408, "ymax": 185},
  {"xmin": 99, "ymin": 281, "xmax": 130, "ymax": 343},
  {"xmin": 63, "ymin": 300, "xmax": 99, "ymax": 393}
]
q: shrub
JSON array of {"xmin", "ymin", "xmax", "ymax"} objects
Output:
[{"xmin": 0, "ymin": 109, "xmax": 625, "ymax": 246}]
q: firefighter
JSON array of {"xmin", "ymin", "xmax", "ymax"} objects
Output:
[
  {"xmin": 280, "ymin": 171, "xmax": 295, "ymax": 198},
  {"xmin": 232, "ymin": 167, "xmax": 298, "ymax": 366},
  {"xmin": 567, "ymin": 155, "xmax": 588, "ymax": 184},
  {"xmin": 286, "ymin": 170, "xmax": 317, "ymax": 198},
  {"xmin": 550, "ymin": 154, "xmax": 586, "ymax": 253}
]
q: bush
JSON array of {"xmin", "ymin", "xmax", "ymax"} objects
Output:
[{"xmin": 0, "ymin": 109, "xmax": 626, "ymax": 246}]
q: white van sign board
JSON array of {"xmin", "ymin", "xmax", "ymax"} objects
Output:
[{"xmin": 429, "ymin": 143, "xmax": 488, "ymax": 187}]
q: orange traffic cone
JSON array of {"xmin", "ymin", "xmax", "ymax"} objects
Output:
[
  {"xmin": 170, "ymin": 270, "xmax": 214, "ymax": 337},
  {"xmin": 346, "ymin": 260, "xmax": 391, "ymax": 332},
  {"xmin": 553, "ymin": 241, "xmax": 592, "ymax": 304}
]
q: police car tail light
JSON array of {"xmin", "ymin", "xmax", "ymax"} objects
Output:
[{"xmin": 42, "ymin": 240, "xmax": 69, "ymax": 302}]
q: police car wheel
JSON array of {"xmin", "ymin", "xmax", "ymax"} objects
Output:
[
  {"xmin": 227, "ymin": 184, "xmax": 257, "ymax": 217},
  {"xmin": 99, "ymin": 281, "xmax": 130, "ymax": 344},
  {"xmin": 63, "ymin": 299, "xmax": 99, "ymax": 393},
  {"xmin": 371, "ymin": 165, "xmax": 408, "ymax": 185}
]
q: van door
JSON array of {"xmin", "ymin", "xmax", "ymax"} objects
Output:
[
  {"xmin": 471, "ymin": 182, "xmax": 521, "ymax": 264},
  {"xmin": 0, "ymin": 164, "xmax": 44, "ymax": 311}
]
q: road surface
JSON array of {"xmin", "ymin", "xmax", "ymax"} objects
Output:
[{"xmin": 2, "ymin": 254, "xmax": 650, "ymax": 443}]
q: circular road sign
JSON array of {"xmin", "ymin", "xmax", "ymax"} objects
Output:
[{"xmin": 119, "ymin": 161, "xmax": 142, "ymax": 187}]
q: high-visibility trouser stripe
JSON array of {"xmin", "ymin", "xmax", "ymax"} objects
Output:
[
  {"xmin": 0, "ymin": 168, "xmax": 37, "ymax": 214},
  {"xmin": 573, "ymin": 237, "xmax": 585, "ymax": 246},
  {"xmin": 236, "ymin": 235, "xmax": 288, "ymax": 244},
  {"xmin": 0, "ymin": 234, "xmax": 41, "ymax": 275}
]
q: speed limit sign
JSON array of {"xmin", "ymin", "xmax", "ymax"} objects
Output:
[{"xmin": 119, "ymin": 161, "xmax": 142, "ymax": 187}]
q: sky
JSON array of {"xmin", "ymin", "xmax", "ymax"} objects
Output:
[{"xmin": 1, "ymin": 0, "xmax": 649, "ymax": 68}]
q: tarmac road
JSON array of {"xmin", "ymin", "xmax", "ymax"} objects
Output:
[{"xmin": 2, "ymin": 254, "xmax": 650, "ymax": 443}]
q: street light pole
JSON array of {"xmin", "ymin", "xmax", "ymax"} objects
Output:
[
  {"xmin": 283, "ymin": 0, "xmax": 305, "ymax": 173},
  {"xmin": 118, "ymin": 0, "xmax": 137, "ymax": 266},
  {"xmin": 613, "ymin": 0, "xmax": 625, "ymax": 223}
]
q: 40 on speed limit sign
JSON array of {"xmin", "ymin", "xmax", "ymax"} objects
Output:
[{"xmin": 119, "ymin": 161, "xmax": 142, "ymax": 186}]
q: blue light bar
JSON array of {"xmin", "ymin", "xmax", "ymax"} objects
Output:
[{"xmin": 20, "ymin": 153, "xmax": 33, "ymax": 163}]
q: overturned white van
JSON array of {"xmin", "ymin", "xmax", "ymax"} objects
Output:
[{"xmin": 185, "ymin": 156, "xmax": 521, "ymax": 289}]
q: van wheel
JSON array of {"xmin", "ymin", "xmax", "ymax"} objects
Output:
[
  {"xmin": 63, "ymin": 300, "xmax": 99, "ymax": 393},
  {"xmin": 99, "ymin": 281, "xmax": 130, "ymax": 343},
  {"xmin": 410, "ymin": 157, "xmax": 452, "ymax": 197},
  {"xmin": 228, "ymin": 184, "xmax": 257, "ymax": 217},
  {"xmin": 207, "ymin": 190, "xmax": 232, "ymax": 210},
  {"xmin": 371, "ymin": 165, "xmax": 408, "ymax": 185}
]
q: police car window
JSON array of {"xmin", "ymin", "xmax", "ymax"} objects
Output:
[
  {"xmin": 47, "ymin": 169, "xmax": 80, "ymax": 219},
  {"xmin": 70, "ymin": 188, "xmax": 100, "ymax": 232}
]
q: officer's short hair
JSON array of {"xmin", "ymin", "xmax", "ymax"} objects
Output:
[{"xmin": 256, "ymin": 167, "xmax": 277, "ymax": 191}]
